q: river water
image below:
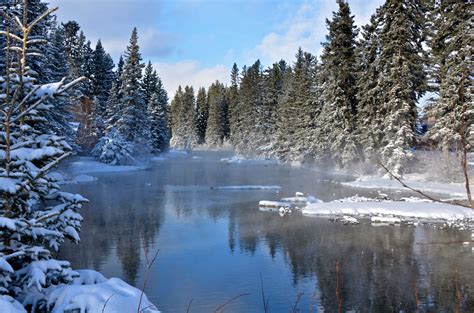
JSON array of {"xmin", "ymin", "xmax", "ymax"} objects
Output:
[{"xmin": 59, "ymin": 151, "xmax": 473, "ymax": 312}]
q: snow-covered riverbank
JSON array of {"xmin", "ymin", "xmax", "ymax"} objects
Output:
[
  {"xmin": 302, "ymin": 198, "xmax": 474, "ymax": 223},
  {"xmin": 343, "ymin": 174, "xmax": 470, "ymax": 199}
]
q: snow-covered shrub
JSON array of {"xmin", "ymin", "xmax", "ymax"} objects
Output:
[
  {"xmin": 412, "ymin": 150, "xmax": 470, "ymax": 183},
  {"xmin": 91, "ymin": 128, "xmax": 135, "ymax": 165},
  {"xmin": 0, "ymin": 4, "xmax": 87, "ymax": 307}
]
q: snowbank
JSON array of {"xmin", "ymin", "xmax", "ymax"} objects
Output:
[
  {"xmin": 68, "ymin": 157, "xmax": 146, "ymax": 174},
  {"xmin": 36, "ymin": 270, "xmax": 159, "ymax": 313},
  {"xmin": 220, "ymin": 156, "xmax": 278, "ymax": 165},
  {"xmin": 342, "ymin": 175, "xmax": 470, "ymax": 199},
  {"xmin": 213, "ymin": 185, "xmax": 281, "ymax": 191},
  {"xmin": 303, "ymin": 199, "xmax": 474, "ymax": 222}
]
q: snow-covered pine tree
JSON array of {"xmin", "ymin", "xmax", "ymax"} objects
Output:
[
  {"xmin": 355, "ymin": 13, "xmax": 382, "ymax": 162},
  {"xmin": 113, "ymin": 28, "xmax": 148, "ymax": 147},
  {"xmin": 104, "ymin": 55, "xmax": 124, "ymax": 126},
  {"xmin": 170, "ymin": 86, "xmax": 197, "ymax": 149},
  {"xmin": 426, "ymin": 1, "xmax": 473, "ymax": 206},
  {"xmin": 257, "ymin": 60, "xmax": 288, "ymax": 158},
  {"xmin": 206, "ymin": 81, "xmax": 228, "ymax": 147},
  {"xmin": 227, "ymin": 63, "xmax": 239, "ymax": 144},
  {"xmin": 0, "ymin": 3, "xmax": 87, "ymax": 305},
  {"xmin": 86, "ymin": 39, "xmax": 115, "ymax": 142},
  {"xmin": 318, "ymin": 0, "xmax": 359, "ymax": 167},
  {"xmin": 275, "ymin": 48, "xmax": 317, "ymax": 163},
  {"xmin": 234, "ymin": 60, "xmax": 263, "ymax": 155},
  {"xmin": 376, "ymin": 0, "xmax": 427, "ymax": 175},
  {"xmin": 147, "ymin": 85, "xmax": 170, "ymax": 153},
  {"xmin": 142, "ymin": 61, "xmax": 158, "ymax": 107},
  {"xmin": 195, "ymin": 87, "xmax": 208, "ymax": 144}
]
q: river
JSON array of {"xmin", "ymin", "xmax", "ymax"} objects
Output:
[{"xmin": 58, "ymin": 151, "xmax": 474, "ymax": 312}]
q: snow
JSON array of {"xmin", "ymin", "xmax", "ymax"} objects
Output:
[
  {"xmin": 259, "ymin": 200, "xmax": 290, "ymax": 208},
  {"xmin": 220, "ymin": 156, "xmax": 278, "ymax": 165},
  {"xmin": 213, "ymin": 185, "xmax": 282, "ymax": 191},
  {"xmin": 0, "ymin": 177, "xmax": 19, "ymax": 194},
  {"xmin": 0, "ymin": 217, "xmax": 17, "ymax": 231},
  {"xmin": 45, "ymin": 276, "xmax": 159, "ymax": 313},
  {"xmin": 0, "ymin": 295, "xmax": 27, "ymax": 313},
  {"xmin": 303, "ymin": 199, "xmax": 474, "ymax": 222},
  {"xmin": 371, "ymin": 216, "xmax": 402, "ymax": 224},
  {"xmin": 342, "ymin": 175, "xmax": 470, "ymax": 199},
  {"xmin": 69, "ymin": 157, "xmax": 146, "ymax": 174}
]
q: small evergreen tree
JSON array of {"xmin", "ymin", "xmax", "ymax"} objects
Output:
[{"xmin": 0, "ymin": 4, "xmax": 86, "ymax": 303}]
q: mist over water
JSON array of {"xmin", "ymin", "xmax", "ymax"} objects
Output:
[{"xmin": 59, "ymin": 151, "xmax": 474, "ymax": 312}]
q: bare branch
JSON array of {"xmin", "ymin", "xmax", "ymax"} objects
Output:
[{"xmin": 377, "ymin": 161, "xmax": 472, "ymax": 209}]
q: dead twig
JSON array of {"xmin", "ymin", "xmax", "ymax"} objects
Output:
[
  {"xmin": 214, "ymin": 293, "xmax": 250, "ymax": 313},
  {"xmin": 186, "ymin": 299, "xmax": 194, "ymax": 313},
  {"xmin": 377, "ymin": 161, "xmax": 472, "ymax": 209},
  {"xmin": 102, "ymin": 293, "xmax": 115, "ymax": 313},
  {"xmin": 137, "ymin": 248, "xmax": 160, "ymax": 313},
  {"xmin": 260, "ymin": 273, "xmax": 269, "ymax": 313}
]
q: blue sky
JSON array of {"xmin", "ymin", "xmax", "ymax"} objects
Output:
[{"xmin": 48, "ymin": 0, "xmax": 384, "ymax": 96}]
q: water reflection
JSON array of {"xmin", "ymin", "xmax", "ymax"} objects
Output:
[{"xmin": 59, "ymin": 152, "xmax": 473, "ymax": 312}]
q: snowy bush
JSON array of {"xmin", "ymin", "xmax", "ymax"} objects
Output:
[{"xmin": 91, "ymin": 128, "xmax": 136, "ymax": 165}]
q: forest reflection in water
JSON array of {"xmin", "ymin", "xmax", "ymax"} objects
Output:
[{"xmin": 59, "ymin": 151, "xmax": 473, "ymax": 312}]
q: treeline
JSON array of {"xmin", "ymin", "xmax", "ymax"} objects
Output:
[
  {"xmin": 170, "ymin": 0, "xmax": 472, "ymax": 175},
  {"xmin": 0, "ymin": 0, "xmax": 170, "ymax": 165}
]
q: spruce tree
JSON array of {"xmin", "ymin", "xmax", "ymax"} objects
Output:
[
  {"xmin": 142, "ymin": 61, "xmax": 158, "ymax": 106},
  {"xmin": 195, "ymin": 87, "xmax": 208, "ymax": 144},
  {"xmin": 427, "ymin": 1, "xmax": 472, "ymax": 205},
  {"xmin": 170, "ymin": 86, "xmax": 197, "ymax": 149},
  {"xmin": 276, "ymin": 49, "xmax": 317, "ymax": 163},
  {"xmin": 148, "ymin": 84, "xmax": 170, "ymax": 153},
  {"xmin": 0, "ymin": 4, "xmax": 86, "ymax": 301},
  {"xmin": 256, "ymin": 60, "xmax": 288, "ymax": 158},
  {"xmin": 206, "ymin": 81, "xmax": 228, "ymax": 147},
  {"xmin": 114, "ymin": 28, "xmax": 147, "ymax": 145},
  {"xmin": 355, "ymin": 14, "xmax": 383, "ymax": 161},
  {"xmin": 377, "ymin": 0, "xmax": 427, "ymax": 175},
  {"xmin": 319, "ymin": 0, "xmax": 359, "ymax": 167},
  {"xmin": 228, "ymin": 63, "xmax": 240, "ymax": 144}
]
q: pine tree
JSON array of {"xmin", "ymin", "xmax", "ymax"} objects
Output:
[
  {"xmin": 148, "ymin": 82, "xmax": 170, "ymax": 153},
  {"xmin": 258, "ymin": 60, "xmax": 288, "ymax": 158},
  {"xmin": 228, "ymin": 63, "xmax": 239, "ymax": 144},
  {"xmin": 234, "ymin": 60, "xmax": 264, "ymax": 155},
  {"xmin": 114, "ymin": 28, "xmax": 147, "ymax": 145},
  {"xmin": 355, "ymin": 13, "xmax": 383, "ymax": 161},
  {"xmin": 195, "ymin": 87, "xmax": 208, "ymax": 144},
  {"xmin": 377, "ymin": 0, "xmax": 427, "ymax": 175},
  {"xmin": 170, "ymin": 86, "xmax": 197, "ymax": 149},
  {"xmin": 426, "ymin": 1, "xmax": 473, "ymax": 205},
  {"xmin": 0, "ymin": 4, "xmax": 86, "ymax": 302},
  {"xmin": 88, "ymin": 40, "xmax": 115, "ymax": 139},
  {"xmin": 142, "ymin": 61, "xmax": 158, "ymax": 106},
  {"xmin": 206, "ymin": 81, "xmax": 228, "ymax": 147},
  {"xmin": 319, "ymin": 0, "xmax": 359, "ymax": 167},
  {"xmin": 276, "ymin": 49, "xmax": 318, "ymax": 163}
]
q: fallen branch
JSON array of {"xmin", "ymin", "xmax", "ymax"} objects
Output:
[{"xmin": 377, "ymin": 161, "xmax": 472, "ymax": 209}]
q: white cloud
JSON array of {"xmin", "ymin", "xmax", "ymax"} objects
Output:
[
  {"xmin": 48, "ymin": 0, "xmax": 177, "ymax": 60},
  {"xmin": 153, "ymin": 61, "xmax": 230, "ymax": 98},
  {"xmin": 246, "ymin": 0, "xmax": 384, "ymax": 66}
]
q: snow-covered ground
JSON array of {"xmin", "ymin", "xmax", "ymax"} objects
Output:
[
  {"xmin": 342, "ymin": 174, "xmax": 471, "ymax": 199},
  {"xmin": 303, "ymin": 197, "xmax": 474, "ymax": 223}
]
